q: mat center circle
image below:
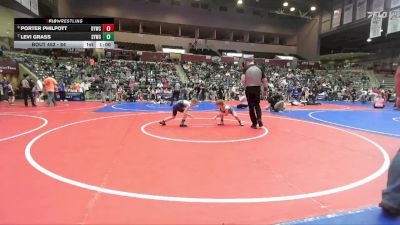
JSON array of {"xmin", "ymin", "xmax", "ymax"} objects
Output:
[{"xmin": 141, "ymin": 118, "xmax": 268, "ymax": 143}]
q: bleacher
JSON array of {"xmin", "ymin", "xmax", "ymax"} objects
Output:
[
  {"xmin": 375, "ymin": 73, "xmax": 395, "ymax": 90},
  {"xmin": 89, "ymin": 60, "xmax": 179, "ymax": 92},
  {"xmin": 3, "ymin": 50, "xmax": 378, "ymax": 103},
  {"xmin": 182, "ymin": 61, "xmax": 242, "ymax": 89},
  {"xmin": 5, "ymin": 51, "xmax": 83, "ymax": 85},
  {"xmin": 325, "ymin": 70, "xmax": 370, "ymax": 90}
]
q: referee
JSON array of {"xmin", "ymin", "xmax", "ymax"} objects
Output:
[
  {"xmin": 241, "ymin": 60, "xmax": 268, "ymax": 129},
  {"xmin": 21, "ymin": 74, "xmax": 36, "ymax": 107}
]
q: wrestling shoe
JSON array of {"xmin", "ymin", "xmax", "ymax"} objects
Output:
[
  {"xmin": 159, "ymin": 120, "xmax": 166, "ymax": 126},
  {"xmin": 238, "ymin": 121, "xmax": 244, "ymax": 126},
  {"xmin": 379, "ymin": 202, "xmax": 400, "ymax": 216}
]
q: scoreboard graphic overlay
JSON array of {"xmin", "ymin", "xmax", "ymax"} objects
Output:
[{"xmin": 14, "ymin": 18, "xmax": 115, "ymax": 49}]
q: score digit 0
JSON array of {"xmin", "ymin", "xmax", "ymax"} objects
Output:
[
  {"xmin": 102, "ymin": 32, "xmax": 115, "ymax": 41},
  {"xmin": 102, "ymin": 24, "xmax": 115, "ymax": 32}
]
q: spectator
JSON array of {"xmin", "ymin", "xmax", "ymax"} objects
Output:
[
  {"xmin": 170, "ymin": 81, "xmax": 181, "ymax": 106},
  {"xmin": 102, "ymin": 79, "xmax": 112, "ymax": 103},
  {"xmin": 59, "ymin": 81, "xmax": 66, "ymax": 102},
  {"xmin": 32, "ymin": 83, "xmax": 40, "ymax": 103},
  {"xmin": 7, "ymin": 80, "xmax": 15, "ymax": 105},
  {"xmin": 43, "ymin": 75, "xmax": 58, "ymax": 107},
  {"xmin": 180, "ymin": 85, "xmax": 188, "ymax": 100},
  {"xmin": 351, "ymin": 87, "xmax": 357, "ymax": 103},
  {"xmin": 0, "ymin": 77, "xmax": 4, "ymax": 101},
  {"xmin": 89, "ymin": 57, "xmax": 95, "ymax": 67},
  {"xmin": 268, "ymin": 90, "xmax": 285, "ymax": 112},
  {"xmin": 237, "ymin": 90, "xmax": 248, "ymax": 109},
  {"xmin": 116, "ymin": 86, "xmax": 125, "ymax": 102},
  {"xmin": 36, "ymin": 78, "xmax": 44, "ymax": 102},
  {"xmin": 111, "ymin": 81, "xmax": 118, "ymax": 101},
  {"xmin": 374, "ymin": 94, "xmax": 385, "ymax": 109}
]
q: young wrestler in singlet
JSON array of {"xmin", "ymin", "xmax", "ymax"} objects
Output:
[
  {"xmin": 214, "ymin": 100, "xmax": 244, "ymax": 126},
  {"xmin": 159, "ymin": 99, "xmax": 199, "ymax": 127}
]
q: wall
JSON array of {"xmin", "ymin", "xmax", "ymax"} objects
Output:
[
  {"xmin": 141, "ymin": 52, "xmax": 169, "ymax": 61},
  {"xmin": 61, "ymin": 0, "xmax": 303, "ymax": 36},
  {"xmin": 0, "ymin": 5, "xmax": 33, "ymax": 39},
  {"xmin": 297, "ymin": 17, "xmax": 321, "ymax": 60},
  {"xmin": 59, "ymin": 0, "xmax": 322, "ymax": 59},
  {"xmin": 115, "ymin": 32, "xmax": 297, "ymax": 55},
  {"xmin": 56, "ymin": 0, "xmax": 72, "ymax": 17}
]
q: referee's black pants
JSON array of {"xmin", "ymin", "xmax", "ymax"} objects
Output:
[
  {"xmin": 245, "ymin": 86, "xmax": 262, "ymax": 125},
  {"xmin": 22, "ymin": 88, "xmax": 35, "ymax": 106}
]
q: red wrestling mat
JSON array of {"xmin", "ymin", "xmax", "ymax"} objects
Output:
[
  {"xmin": 0, "ymin": 114, "xmax": 47, "ymax": 141},
  {"xmin": 226, "ymin": 100, "xmax": 370, "ymax": 111},
  {"xmin": 0, "ymin": 100, "xmax": 105, "ymax": 113},
  {"xmin": 0, "ymin": 110, "xmax": 399, "ymax": 225}
]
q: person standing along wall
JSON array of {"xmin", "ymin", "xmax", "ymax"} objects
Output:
[
  {"xmin": 7, "ymin": 81, "xmax": 15, "ymax": 106},
  {"xmin": 0, "ymin": 77, "xmax": 5, "ymax": 101},
  {"xmin": 102, "ymin": 79, "xmax": 112, "ymax": 103},
  {"xmin": 241, "ymin": 61, "xmax": 268, "ymax": 129},
  {"xmin": 59, "ymin": 82, "xmax": 66, "ymax": 102},
  {"xmin": 43, "ymin": 75, "xmax": 58, "ymax": 107},
  {"xmin": 36, "ymin": 78, "xmax": 44, "ymax": 102},
  {"xmin": 180, "ymin": 84, "xmax": 188, "ymax": 100},
  {"xmin": 170, "ymin": 81, "xmax": 181, "ymax": 106}
]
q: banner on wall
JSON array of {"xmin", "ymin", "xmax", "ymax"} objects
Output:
[
  {"xmin": 30, "ymin": 0, "xmax": 38, "ymax": 15},
  {"xmin": 372, "ymin": 0, "xmax": 385, "ymax": 12},
  {"xmin": 392, "ymin": 0, "xmax": 400, "ymax": 8},
  {"xmin": 0, "ymin": 62, "xmax": 19, "ymax": 75},
  {"xmin": 388, "ymin": 9, "xmax": 400, "ymax": 34},
  {"xmin": 370, "ymin": 15, "xmax": 383, "ymax": 38},
  {"xmin": 356, "ymin": 0, "xmax": 367, "ymax": 20},
  {"xmin": 332, "ymin": 8, "xmax": 342, "ymax": 28},
  {"xmin": 343, "ymin": 4, "xmax": 354, "ymax": 24},
  {"xmin": 20, "ymin": 0, "xmax": 30, "ymax": 9},
  {"xmin": 63, "ymin": 92, "xmax": 84, "ymax": 101},
  {"xmin": 15, "ymin": 0, "xmax": 39, "ymax": 15}
]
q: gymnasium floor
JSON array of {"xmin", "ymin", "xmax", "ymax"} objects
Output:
[{"xmin": 1, "ymin": 100, "xmax": 399, "ymax": 225}]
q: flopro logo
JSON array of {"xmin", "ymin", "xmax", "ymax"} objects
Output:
[
  {"xmin": 368, "ymin": 11, "xmax": 389, "ymax": 18},
  {"xmin": 368, "ymin": 10, "xmax": 400, "ymax": 18}
]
